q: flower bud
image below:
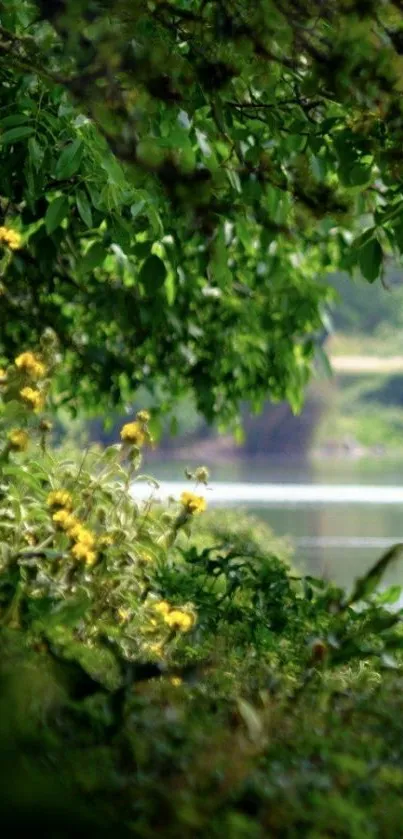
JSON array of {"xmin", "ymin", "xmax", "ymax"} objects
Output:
[{"xmin": 194, "ymin": 466, "xmax": 210, "ymax": 485}]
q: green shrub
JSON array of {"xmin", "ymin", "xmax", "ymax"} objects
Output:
[
  {"xmin": 2, "ymin": 339, "xmax": 403, "ymax": 835},
  {"xmin": 190, "ymin": 507, "xmax": 293, "ymax": 566}
]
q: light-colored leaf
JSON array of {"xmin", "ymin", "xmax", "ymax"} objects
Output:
[{"xmin": 45, "ymin": 196, "xmax": 69, "ymax": 234}]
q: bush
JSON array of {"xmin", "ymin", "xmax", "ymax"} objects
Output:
[
  {"xmin": 2, "ymin": 338, "xmax": 403, "ymax": 835},
  {"xmin": 190, "ymin": 507, "xmax": 293, "ymax": 565}
]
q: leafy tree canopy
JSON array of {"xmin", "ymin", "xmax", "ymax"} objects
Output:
[{"xmin": 1, "ymin": 0, "xmax": 403, "ymax": 423}]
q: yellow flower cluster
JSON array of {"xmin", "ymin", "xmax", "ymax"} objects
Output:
[
  {"xmin": 69, "ymin": 524, "xmax": 95, "ymax": 545},
  {"xmin": 69, "ymin": 522, "xmax": 97, "ymax": 566},
  {"xmin": 51, "ymin": 508, "xmax": 97, "ymax": 566},
  {"xmin": 153, "ymin": 600, "xmax": 194, "ymax": 632},
  {"xmin": 52, "ymin": 509, "xmax": 77, "ymax": 531},
  {"xmin": 20, "ymin": 386, "xmax": 43, "ymax": 412},
  {"xmin": 165, "ymin": 609, "xmax": 194, "ymax": 632},
  {"xmin": 71, "ymin": 540, "xmax": 97, "ymax": 564},
  {"xmin": 120, "ymin": 409, "xmax": 153, "ymax": 447},
  {"xmin": 8, "ymin": 428, "xmax": 29, "ymax": 452},
  {"xmin": 153, "ymin": 600, "xmax": 170, "ymax": 616},
  {"xmin": 15, "ymin": 351, "xmax": 46, "ymax": 379},
  {"xmin": 180, "ymin": 491, "xmax": 207, "ymax": 515},
  {"xmin": 120, "ymin": 420, "xmax": 146, "ymax": 446},
  {"xmin": 0, "ymin": 226, "xmax": 22, "ymax": 250},
  {"xmin": 47, "ymin": 489, "xmax": 73, "ymax": 510},
  {"xmin": 148, "ymin": 641, "xmax": 163, "ymax": 656}
]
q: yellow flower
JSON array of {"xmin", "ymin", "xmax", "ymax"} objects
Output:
[
  {"xmin": 120, "ymin": 420, "xmax": 146, "ymax": 446},
  {"xmin": 153, "ymin": 600, "xmax": 171, "ymax": 616},
  {"xmin": 52, "ymin": 509, "xmax": 78, "ymax": 531},
  {"xmin": 136, "ymin": 409, "xmax": 150, "ymax": 423},
  {"xmin": 0, "ymin": 367, "xmax": 7, "ymax": 380},
  {"xmin": 118, "ymin": 608, "xmax": 130, "ymax": 623},
  {"xmin": 68, "ymin": 523, "xmax": 95, "ymax": 547},
  {"xmin": 47, "ymin": 490, "xmax": 73, "ymax": 510},
  {"xmin": 165, "ymin": 609, "xmax": 194, "ymax": 633},
  {"xmin": 8, "ymin": 428, "xmax": 29, "ymax": 451},
  {"xmin": 0, "ymin": 226, "xmax": 22, "ymax": 250},
  {"xmin": 148, "ymin": 641, "xmax": 163, "ymax": 656},
  {"xmin": 180, "ymin": 491, "xmax": 207, "ymax": 515},
  {"xmin": 170, "ymin": 677, "xmax": 182, "ymax": 687},
  {"xmin": 71, "ymin": 541, "xmax": 97, "ymax": 566},
  {"xmin": 20, "ymin": 386, "xmax": 43, "ymax": 411},
  {"xmin": 15, "ymin": 351, "xmax": 46, "ymax": 379}
]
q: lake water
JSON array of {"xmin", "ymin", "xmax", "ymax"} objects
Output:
[{"xmin": 137, "ymin": 456, "xmax": 403, "ymax": 592}]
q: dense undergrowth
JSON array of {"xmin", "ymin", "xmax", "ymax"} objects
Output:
[{"xmin": 2, "ymin": 339, "xmax": 403, "ymax": 836}]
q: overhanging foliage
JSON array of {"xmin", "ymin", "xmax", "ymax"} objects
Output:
[{"xmin": 1, "ymin": 1, "xmax": 403, "ymax": 419}]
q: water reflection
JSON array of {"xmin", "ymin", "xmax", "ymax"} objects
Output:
[
  {"xmin": 250, "ymin": 501, "xmax": 403, "ymax": 589},
  {"xmin": 141, "ymin": 456, "xmax": 403, "ymax": 590}
]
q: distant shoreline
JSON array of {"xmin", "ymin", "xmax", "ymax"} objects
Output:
[
  {"xmin": 330, "ymin": 355, "xmax": 403, "ymax": 374},
  {"xmin": 147, "ymin": 440, "xmax": 399, "ymax": 465}
]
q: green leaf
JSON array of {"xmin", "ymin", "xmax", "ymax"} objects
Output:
[
  {"xmin": 139, "ymin": 254, "xmax": 167, "ymax": 290},
  {"xmin": 392, "ymin": 221, "xmax": 403, "ymax": 254},
  {"xmin": 352, "ymin": 226, "xmax": 376, "ymax": 250},
  {"xmin": 380, "ymin": 653, "xmax": 400, "ymax": 670},
  {"xmin": 132, "ymin": 241, "xmax": 152, "ymax": 259},
  {"xmin": 315, "ymin": 345, "xmax": 333, "ymax": 378},
  {"xmin": 346, "ymin": 543, "xmax": 403, "ymax": 606},
  {"xmin": 348, "ymin": 163, "xmax": 373, "ymax": 187},
  {"xmin": 375, "ymin": 201, "xmax": 403, "ymax": 225},
  {"xmin": 237, "ymin": 698, "xmax": 263, "ymax": 744},
  {"xmin": 234, "ymin": 424, "xmax": 246, "ymax": 445},
  {"xmin": 81, "ymin": 241, "xmax": 107, "ymax": 274},
  {"xmin": 0, "ymin": 114, "xmax": 30, "ymax": 128},
  {"xmin": 76, "ymin": 189, "xmax": 93, "ymax": 228},
  {"xmin": 0, "ymin": 126, "xmax": 34, "ymax": 145},
  {"xmin": 131, "ymin": 200, "xmax": 146, "ymax": 219},
  {"xmin": 28, "ymin": 137, "xmax": 45, "ymax": 172},
  {"xmin": 55, "ymin": 139, "xmax": 83, "ymax": 179},
  {"xmin": 375, "ymin": 585, "xmax": 402, "ymax": 606},
  {"xmin": 358, "ymin": 237, "xmax": 382, "ymax": 283},
  {"xmin": 46, "ymin": 595, "xmax": 91, "ymax": 628},
  {"xmin": 209, "ymin": 227, "xmax": 231, "ymax": 286},
  {"xmin": 109, "ymin": 217, "xmax": 131, "ymax": 250},
  {"xmin": 45, "ymin": 196, "xmax": 69, "ymax": 234},
  {"xmin": 147, "ymin": 205, "xmax": 163, "ymax": 237},
  {"xmin": 165, "ymin": 272, "xmax": 176, "ymax": 305}
]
